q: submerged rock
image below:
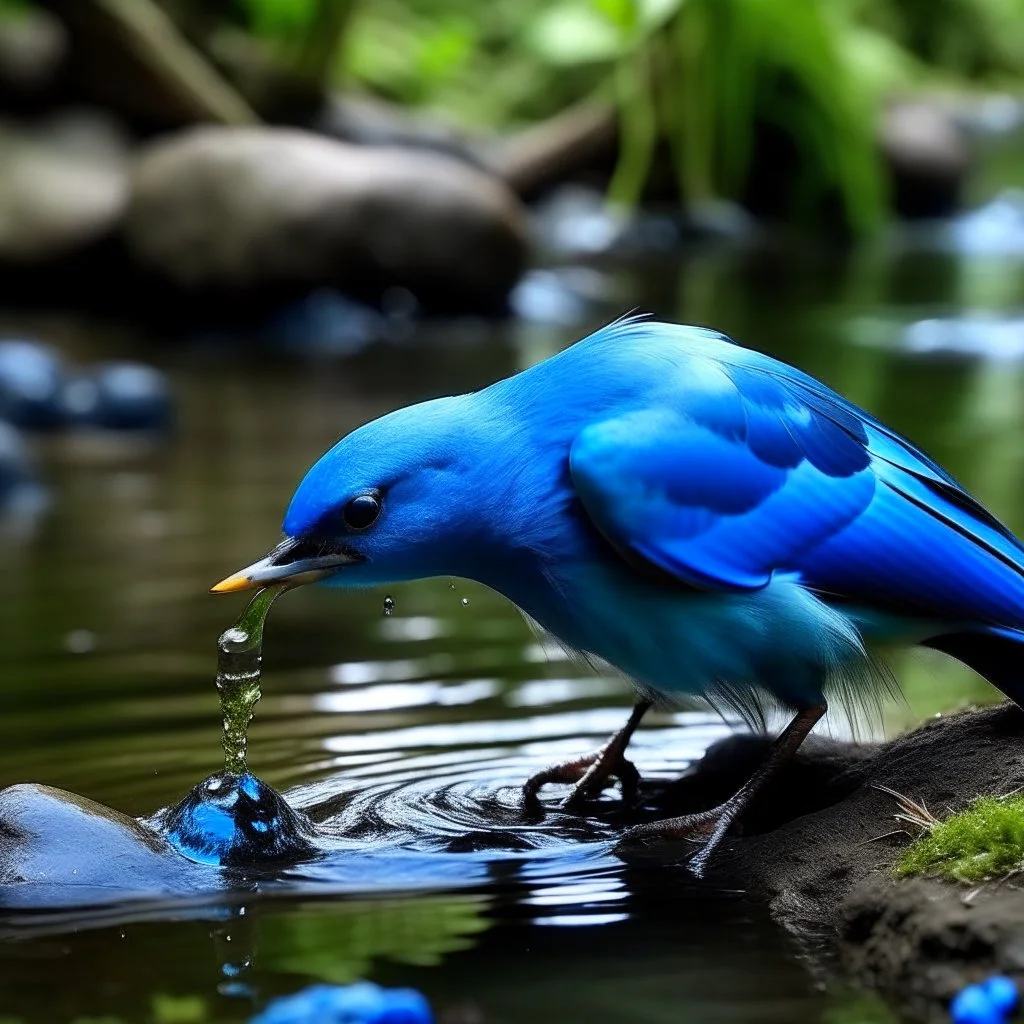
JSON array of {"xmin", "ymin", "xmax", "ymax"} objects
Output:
[
  {"xmin": 154, "ymin": 772, "xmax": 315, "ymax": 868},
  {"xmin": 0, "ymin": 339, "xmax": 64, "ymax": 429},
  {"xmin": 124, "ymin": 127, "xmax": 528, "ymax": 312},
  {"xmin": 58, "ymin": 361, "xmax": 173, "ymax": 432}
]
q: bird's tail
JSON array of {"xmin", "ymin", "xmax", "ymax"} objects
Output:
[{"xmin": 924, "ymin": 626, "xmax": 1024, "ymax": 708}]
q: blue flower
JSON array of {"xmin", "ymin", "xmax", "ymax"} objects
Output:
[
  {"xmin": 951, "ymin": 976, "xmax": 1019, "ymax": 1024},
  {"xmin": 249, "ymin": 982, "xmax": 433, "ymax": 1024}
]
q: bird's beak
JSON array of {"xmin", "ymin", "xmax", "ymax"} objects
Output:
[{"xmin": 210, "ymin": 537, "xmax": 358, "ymax": 594}]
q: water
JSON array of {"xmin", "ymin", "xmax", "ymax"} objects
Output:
[
  {"xmin": 0, "ymin": 231, "xmax": 1023, "ymax": 1022},
  {"xmin": 216, "ymin": 588, "xmax": 283, "ymax": 775}
]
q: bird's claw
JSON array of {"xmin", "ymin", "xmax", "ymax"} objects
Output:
[
  {"xmin": 523, "ymin": 746, "xmax": 641, "ymax": 812},
  {"xmin": 616, "ymin": 802, "xmax": 740, "ymax": 877}
]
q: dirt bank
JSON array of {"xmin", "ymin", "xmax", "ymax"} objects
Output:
[{"xmin": 629, "ymin": 704, "xmax": 1024, "ymax": 1021}]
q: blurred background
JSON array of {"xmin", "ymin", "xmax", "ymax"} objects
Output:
[{"xmin": 0, "ymin": 1, "xmax": 1022, "ymax": 1022}]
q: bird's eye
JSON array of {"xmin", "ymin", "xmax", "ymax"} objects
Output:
[{"xmin": 343, "ymin": 492, "xmax": 382, "ymax": 530}]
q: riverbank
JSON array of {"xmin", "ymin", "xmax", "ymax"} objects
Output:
[{"xmin": 632, "ymin": 704, "xmax": 1024, "ymax": 1021}]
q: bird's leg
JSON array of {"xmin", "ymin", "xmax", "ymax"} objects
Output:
[
  {"xmin": 523, "ymin": 699, "xmax": 652, "ymax": 810},
  {"xmin": 620, "ymin": 703, "xmax": 827, "ymax": 876}
]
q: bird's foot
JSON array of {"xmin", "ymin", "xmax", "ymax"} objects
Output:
[
  {"xmin": 616, "ymin": 799, "xmax": 743, "ymax": 877},
  {"xmin": 523, "ymin": 743, "xmax": 641, "ymax": 812}
]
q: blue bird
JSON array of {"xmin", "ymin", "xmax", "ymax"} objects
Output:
[{"xmin": 213, "ymin": 318, "xmax": 1024, "ymax": 868}]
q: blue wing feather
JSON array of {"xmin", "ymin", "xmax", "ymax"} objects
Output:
[{"xmin": 569, "ymin": 341, "xmax": 1024, "ymax": 631}]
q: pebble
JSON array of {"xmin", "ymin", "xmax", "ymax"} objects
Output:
[
  {"xmin": 58, "ymin": 361, "xmax": 173, "ymax": 432},
  {"xmin": 0, "ymin": 339, "xmax": 64, "ymax": 429}
]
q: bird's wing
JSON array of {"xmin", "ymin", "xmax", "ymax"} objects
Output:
[{"xmin": 569, "ymin": 355, "xmax": 1024, "ymax": 621}]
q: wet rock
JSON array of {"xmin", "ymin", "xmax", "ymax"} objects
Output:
[
  {"xmin": 0, "ymin": 339, "xmax": 64, "ymax": 429},
  {"xmin": 509, "ymin": 267, "xmax": 607, "ymax": 326},
  {"xmin": 532, "ymin": 185, "xmax": 754, "ymax": 261},
  {"xmin": 58, "ymin": 361, "xmax": 173, "ymax": 432},
  {"xmin": 0, "ymin": 110, "xmax": 128, "ymax": 264},
  {"xmin": 0, "ymin": 783, "xmax": 198, "ymax": 905},
  {"xmin": 153, "ymin": 773, "xmax": 316, "ymax": 868},
  {"xmin": 881, "ymin": 100, "xmax": 971, "ymax": 220},
  {"xmin": 262, "ymin": 290, "xmax": 388, "ymax": 356},
  {"xmin": 124, "ymin": 127, "xmax": 529, "ymax": 312},
  {"xmin": 0, "ymin": 774, "xmax": 316, "ymax": 906}
]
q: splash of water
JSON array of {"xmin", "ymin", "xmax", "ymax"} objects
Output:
[{"xmin": 215, "ymin": 587, "xmax": 285, "ymax": 775}]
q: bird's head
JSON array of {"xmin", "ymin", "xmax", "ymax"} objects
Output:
[{"xmin": 211, "ymin": 395, "xmax": 494, "ymax": 594}]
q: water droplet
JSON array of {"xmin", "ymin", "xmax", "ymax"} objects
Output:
[
  {"xmin": 448, "ymin": 580, "xmax": 456, "ymax": 590},
  {"xmin": 383, "ymin": 595, "xmax": 395, "ymax": 616},
  {"xmin": 461, "ymin": 597, "xmax": 470, "ymax": 607}
]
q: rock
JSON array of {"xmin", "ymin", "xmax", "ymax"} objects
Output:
[
  {"xmin": 0, "ymin": 783, "xmax": 199, "ymax": 905},
  {"xmin": 261, "ymin": 290, "xmax": 389, "ymax": 356},
  {"xmin": 881, "ymin": 100, "xmax": 972, "ymax": 220},
  {"xmin": 124, "ymin": 127, "xmax": 529, "ymax": 312},
  {"xmin": 58, "ymin": 361, "xmax": 173, "ymax": 432},
  {"xmin": 0, "ymin": 773, "xmax": 316, "ymax": 906},
  {"xmin": 509, "ymin": 267, "xmax": 607, "ymax": 326},
  {"xmin": 0, "ymin": 339, "xmax": 64, "ymax": 429},
  {"xmin": 532, "ymin": 186, "xmax": 756, "ymax": 262},
  {"xmin": 0, "ymin": 110, "xmax": 128, "ymax": 264},
  {"xmin": 152, "ymin": 772, "xmax": 315, "ymax": 867}
]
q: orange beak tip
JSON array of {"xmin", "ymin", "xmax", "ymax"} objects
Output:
[{"xmin": 210, "ymin": 573, "xmax": 254, "ymax": 595}]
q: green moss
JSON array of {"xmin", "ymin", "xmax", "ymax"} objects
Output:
[{"xmin": 894, "ymin": 795, "xmax": 1024, "ymax": 883}]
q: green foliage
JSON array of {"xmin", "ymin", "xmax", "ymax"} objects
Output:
[
  {"xmin": 856, "ymin": 0, "xmax": 1024, "ymax": 81},
  {"xmin": 239, "ymin": 0, "xmax": 319, "ymax": 38},
  {"xmin": 895, "ymin": 795, "xmax": 1024, "ymax": 883},
  {"xmin": 225, "ymin": 0, "xmax": 1024, "ymax": 228}
]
